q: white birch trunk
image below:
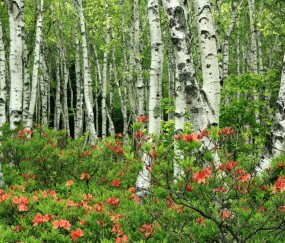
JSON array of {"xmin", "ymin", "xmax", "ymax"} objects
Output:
[
  {"xmin": 256, "ymin": 53, "xmax": 285, "ymax": 175},
  {"xmin": 74, "ymin": 10, "xmax": 83, "ymax": 138},
  {"xmin": 133, "ymin": 0, "xmax": 144, "ymax": 116},
  {"xmin": 54, "ymin": 51, "xmax": 61, "ymax": 130},
  {"xmin": 22, "ymin": 42, "xmax": 30, "ymax": 122},
  {"xmin": 248, "ymin": 0, "xmax": 259, "ymax": 124},
  {"xmin": 0, "ymin": 20, "xmax": 6, "ymax": 126},
  {"xmin": 101, "ymin": 0, "xmax": 110, "ymax": 139},
  {"xmin": 25, "ymin": 0, "xmax": 43, "ymax": 130},
  {"xmin": 77, "ymin": 0, "xmax": 97, "ymax": 143},
  {"xmin": 135, "ymin": 0, "xmax": 163, "ymax": 197},
  {"xmin": 193, "ymin": 0, "xmax": 221, "ymax": 125},
  {"xmin": 61, "ymin": 47, "xmax": 70, "ymax": 135},
  {"xmin": 41, "ymin": 53, "xmax": 49, "ymax": 126},
  {"xmin": 8, "ymin": 0, "xmax": 23, "ymax": 129}
]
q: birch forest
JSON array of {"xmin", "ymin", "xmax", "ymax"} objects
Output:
[{"xmin": 1, "ymin": 0, "xmax": 285, "ymax": 242}]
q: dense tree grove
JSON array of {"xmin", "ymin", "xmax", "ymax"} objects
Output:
[{"xmin": 1, "ymin": 0, "xmax": 285, "ymax": 242}]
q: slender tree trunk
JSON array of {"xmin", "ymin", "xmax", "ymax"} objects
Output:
[
  {"xmin": 256, "ymin": 53, "xmax": 285, "ymax": 174},
  {"xmin": 74, "ymin": 10, "xmax": 83, "ymax": 138},
  {"xmin": 41, "ymin": 53, "xmax": 49, "ymax": 126},
  {"xmin": 76, "ymin": 0, "xmax": 97, "ymax": 143},
  {"xmin": 54, "ymin": 51, "xmax": 61, "ymax": 130},
  {"xmin": 136, "ymin": 0, "xmax": 163, "ymax": 197},
  {"xmin": 101, "ymin": 0, "xmax": 111, "ymax": 139},
  {"xmin": 8, "ymin": 0, "xmax": 23, "ymax": 129},
  {"xmin": 0, "ymin": 20, "xmax": 6, "ymax": 126},
  {"xmin": 193, "ymin": 0, "xmax": 221, "ymax": 126},
  {"xmin": 133, "ymin": 0, "xmax": 144, "ymax": 116},
  {"xmin": 25, "ymin": 0, "xmax": 44, "ymax": 130}
]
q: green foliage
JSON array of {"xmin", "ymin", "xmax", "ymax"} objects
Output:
[{"xmin": 0, "ymin": 125, "xmax": 285, "ymax": 242}]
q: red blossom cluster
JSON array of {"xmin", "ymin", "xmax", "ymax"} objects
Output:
[
  {"xmin": 70, "ymin": 228, "xmax": 84, "ymax": 241},
  {"xmin": 218, "ymin": 127, "xmax": 234, "ymax": 136},
  {"xmin": 134, "ymin": 131, "xmax": 144, "ymax": 139},
  {"xmin": 192, "ymin": 167, "xmax": 212, "ymax": 184},
  {"xmin": 272, "ymin": 176, "xmax": 285, "ymax": 193},
  {"xmin": 219, "ymin": 160, "xmax": 238, "ymax": 171},
  {"xmin": 139, "ymin": 223, "xmax": 153, "ymax": 237},
  {"xmin": 80, "ymin": 151, "xmax": 91, "ymax": 157},
  {"xmin": 12, "ymin": 196, "xmax": 29, "ymax": 211},
  {"xmin": 80, "ymin": 173, "xmax": 91, "ymax": 180},
  {"xmin": 221, "ymin": 209, "xmax": 232, "ymax": 220},
  {"xmin": 32, "ymin": 213, "xmax": 55, "ymax": 226},
  {"xmin": 137, "ymin": 115, "xmax": 148, "ymax": 123},
  {"xmin": 53, "ymin": 219, "xmax": 71, "ymax": 230},
  {"xmin": 106, "ymin": 139, "xmax": 125, "ymax": 154},
  {"xmin": 16, "ymin": 129, "xmax": 32, "ymax": 139},
  {"xmin": 106, "ymin": 196, "xmax": 120, "ymax": 206},
  {"xmin": 196, "ymin": 216, "xmax": 205, "ymax": 226},
  {"xmin": 111, "ymin": 179, "xmax": 120, "ymax": 187}
]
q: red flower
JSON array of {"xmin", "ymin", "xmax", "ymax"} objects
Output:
[
  {"xmin": 195, "ymin": 216, "xmax": 205, "ymax": 226},
  {"xmin": 219, "ymin": 160, "xmax": 238, "ymax": 171},
  {"xmin": 218, "ymin": 127, "xmax": 234, "ymax": 136},
  {"xmin": 278, "ymin": 162, "xmax": 284, "ymax": 167},
  {"xmin": 174, "ymin": 134, "xmax": 182, "ymax": 140},
  {"xmin": 137, "ymin": 116, "xmax": 148, "ymax": 123},
  {"xmin": 221, "ymin": 210, "xmax": 232, "ymax": 220},
  {"xmin": 80, "ymin": 151, "xmax": 91, "ymax": 157},
  {"xmin": 53, "ymin": 219, "xmax": 71, "ymax": 230},
  {"xmin": 33, "ymin": 213, "xmax": 44, "ymax": 226},
  {"xmin": 238, "ymin": 173, "xmax": 250, "ymax": 182},
  {"xmin": 139, "ymin": 224, "xmax": 153, "ymax": 237},
  {"xmin": 185, "ymin": 184, "xmax": 192, "ymax": 192},
  {"xmin": 66, "ymin": 180, "xmax": 74, "ymax": 186},
  {"xmin": 80, "ymin": 173, "xmax": 91, "ymax": 180},
  {"xmin": 128, "ymin": 187, "xmax": 136, "ymax": 193},
  {"xmin": 193, "ymin": 167, "xmax": 212, "ymax": 184},
  {"xmin": 70, "ymin": 228, "xmax": 84, "ymax": 241},
  {"xmin": 134, "ymin": 131, "xmax": 144, "ymax": 138},
  {"xmin": 106, "ymin": 197, "xmax": 120, "ymax": 206},
  {"xmin": 111, "ymin": 180, "xmax": 120, "ymax": 187},
  {"xmin": 116, "ymin": 235, "xmax": 129, "ymax": 243},
  {"xmin": 272, "ymin": 176, "xmax": 285, "ymax": 193},
  {"xmin": 183, "ymin": 133, "xmax": 198, "ymax": 142}
]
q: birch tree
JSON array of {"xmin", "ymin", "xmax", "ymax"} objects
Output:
[
  {"xmin": 193, "ymin": 0, "xmax": 221, "ymax": 126},
  {"xmin": 74, "ymin": 7, "xmax": 83, "ymax": 138},
  {"xmin": 0, "ymin": 19, "xmax": 6, "ymax": 126},
  {"xmin": 25, "ymin": 0, "xmax": 44, "ymax": 130},
  {"xmin": 133, "ymin": 0, "xmax": 144, "ymax": 116},
  {"xmin": 255, "ymin": 53, "xmax": 285, "ymax": 175},
  {"xmin": 136, "ymin": 0, "xmax": 163, "ymax": 197},
  {"xmin": 7, "ymin": 0, "xmax": 23, "ymax": 129},
  {"xmin": 76, "ymin": 0, "xmax": 97, "ymax": 143},
  {"xmin": 101, "ymin": 0, "xmax": 111, "ymax": 139}
]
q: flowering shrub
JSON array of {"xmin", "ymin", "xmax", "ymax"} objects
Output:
[{"xmin": 0, "ymin": 125, "xmax": 285, "ymax": 242}]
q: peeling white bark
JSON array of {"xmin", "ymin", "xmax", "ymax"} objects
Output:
[
  {"xmin": 77, "ymin": 0, "xmax": 97, "ymax": 143},
  {"xmin": 136, "ymin": 0, "xmax": 163, "ymax": 197},
  {"xmin": 0, "ymin": 20, "xmax": 6, "ymax": 126},
  {"xmin": 133, "ymin": 0, "xmax": 144, "ymax": 116},
  {"xmin": 74, "ymin": 8, "xmax": 83, "ymax": 138},
  {"xmin": 8, "ymin": 0, "xmax": 23, "ymax": 129},
  {"xmin": 25, "ymin": 0, "xmax": 44, "ymax": 130},
  {"xmin": 193, "ymin": 0, "xmax": 221, "ymax": 126}
]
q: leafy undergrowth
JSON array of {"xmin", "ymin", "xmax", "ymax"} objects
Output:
[{"xmin": 0, "ymin": 122, "xmax": 285, "ymax": 242}]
